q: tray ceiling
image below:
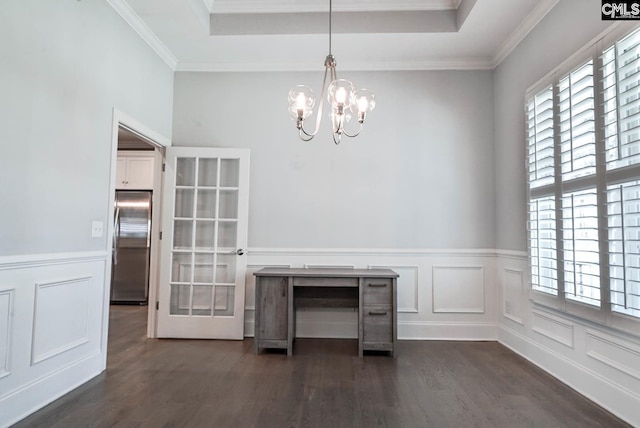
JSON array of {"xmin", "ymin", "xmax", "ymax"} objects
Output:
[{"xmin": 111, "ymin": 0, "xmax": 559, "ymax": 71}]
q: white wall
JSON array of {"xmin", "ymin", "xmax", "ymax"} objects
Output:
[
  {"xmin": 173, "ymin": 69, "xmax": 500, "ymax": 351},
  {"xmin": 0, "ymin": 1, "xmax": 173, "ymax": 426},
  {"xmin": 172, "ymin": 70, "xmax": 496, "ymax": 249},
  {"xmin": 0, "ymin": 0, "xmax": 174, "ymax": 256},
  {"xmin": 494, "ymin": 1, "xmax": 640, "ymax": 425}
]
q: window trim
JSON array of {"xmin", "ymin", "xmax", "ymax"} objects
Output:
[{"xmin": 526, "ymin": 22, "xmax": 640, "ymax": 338}]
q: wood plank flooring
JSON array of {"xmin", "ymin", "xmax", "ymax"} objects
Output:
[{"xmin": 13, "ymin": 306, "xmax": 631, "ymax": 428}]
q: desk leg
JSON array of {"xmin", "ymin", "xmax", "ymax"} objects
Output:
[
  {"xmin": 287, "ymin": 277, "xmax": 294, "ymax": 356},
  {"xmin": 392, "ymin": 277, "xmax": 397, "ymax": 358},
  {"xmin": 254, "ymin": 277, "xmax": 261, "ymax": 355},
  {"xmin": 358, "ymin": 277, "xmax": 364, "ymax": 357}
]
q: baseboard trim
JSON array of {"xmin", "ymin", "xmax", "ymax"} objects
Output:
[
  {"xmin": 498, "ymin": 324, "xmax": 640, "ymax": 427},
  {"xmin": 0, "ymin": 351, "xmax": 103, "ymax": 428},
  {"xmin": 400, "ymin": 321, "xmax": 497, "ymax": 340}
]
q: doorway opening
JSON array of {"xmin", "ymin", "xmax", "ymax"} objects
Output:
[
  {"xmin": 105, "ymin": 114, "xmax": 249, "ymax": 346},
  {"xmin": 105, "ymin": 111, "xmax": 170, "ymax": 359},
  {"xmin": 110, "ymin": 128, "xmax": 157, "ymax": 339}
]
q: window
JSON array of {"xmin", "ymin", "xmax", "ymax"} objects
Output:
[{"xmin": 527, "ymin": 26, "xmax": 640, "ymax": 329}]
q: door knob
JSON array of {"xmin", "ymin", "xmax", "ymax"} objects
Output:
[{"xmin": 236, "ymin": 248, "xmax": 245, "ymax": 256}]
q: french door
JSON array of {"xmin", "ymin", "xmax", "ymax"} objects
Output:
[{"xmin": 157, "ymin": 147, "xmax": 250, "ymax": 339}]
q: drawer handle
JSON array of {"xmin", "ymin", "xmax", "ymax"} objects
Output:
[
  {"xmin": 368, "ymin": 283, "xmax": 387, "ymax": 288},
  {"xmin": 368, "ymin": 311, "xmax": 388, "ymax": 316}
]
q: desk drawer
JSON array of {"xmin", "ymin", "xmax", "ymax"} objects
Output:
[
  {"xmin": 363, "ymin": 306, "xmax": 393, "ymax": 343},
  {"xmin": 363, "ymin": 279, "xmax": 392, "ymax": 305},
  {"xmin": 293, "ymin": 277, "xmax": 358, "ymax": 287}
]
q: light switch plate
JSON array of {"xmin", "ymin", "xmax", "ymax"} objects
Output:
[{"xmin": 91, "ymin": 221, "xmax": 104, "ymax": 238}]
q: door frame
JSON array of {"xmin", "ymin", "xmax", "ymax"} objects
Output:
[{"xmin": 103, "ymin": 109, "xmax": 171, "ymax": 363}]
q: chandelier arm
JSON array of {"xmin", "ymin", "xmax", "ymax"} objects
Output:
[
  {"xmin": 298, "ymin": 65, "xmax": 331, "ymax": 138},
  {"xmin": 313, "ymin": 67, "xmax": 329, "ymax": 135},
  {"xmin": 298, "ymin": 117, "xmax": 316, "ymax": 138},
  {"xmin": 313, "ymin": 65, "xmax": 330, "ymax": 134},
  {"xmin": 342, "ymin": 122, "xmax": 363, "ymax": 138},
  {"xmin": 298, "ymin": 128, "xmax": 315, "ymax": 141},
  {"xmin": 299, "ymin": 122, "xmax": 319, "ymax": 139}
]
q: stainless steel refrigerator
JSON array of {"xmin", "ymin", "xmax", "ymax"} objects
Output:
[{"xmin": 111, "ymin": 191, "xmax": 152, "ymax": 305}]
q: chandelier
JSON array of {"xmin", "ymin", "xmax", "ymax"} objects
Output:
[{"xmin": 287, "ymin": 0, "xmax": 376, "ymax": 145}]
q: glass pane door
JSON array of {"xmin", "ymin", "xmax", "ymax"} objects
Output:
[
  {"xmin": 158, "ymin": 147, "xmax": 249, "ymax": 340},
  {"xmin": 169, "ymin": 157, "xmax": 241, "ymax": 317}
]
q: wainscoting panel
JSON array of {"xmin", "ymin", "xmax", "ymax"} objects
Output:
[
  {"xmin": 0, "ymin": 251, "xmax": 108, "ymax": 428},
  {"xmin": 432, "ymin": 266, "xmax": 485, "ymax": 313},
  {"xmin": 531, "ymin": 309, "xmax": 575, "ymax": 348},
  {"xmin": 499, "ymin": 323, "xmax": 640, "ymax": 428},
  {"xmin": 0, "ymin": 288, "xmax": 13, "ymax": 380},
  {"xmin": 369, "ymin": 265, "xmax": 419, "ymax": 313},
  {"xmin": 246, "ymin": 249, "xmax": 497, "ymax": 340},
  {"xmin": 496, "ymin": 251, "xmax": 640, "ymax": 427},
  {"xmin": 586, "ymin": 330, "xmax": 640, "ymax": 381},
  {"xmin": 503, "ymin": 268, "xmax": 524, "ymax": 325},
  {"xmin": 32, "ymin": 276, "xmax": 91, "ymax": 365}
]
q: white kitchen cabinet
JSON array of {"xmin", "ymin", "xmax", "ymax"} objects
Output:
[{"xmin": 116, "ymin": 152, "xmax": 155, "ymax": 189}]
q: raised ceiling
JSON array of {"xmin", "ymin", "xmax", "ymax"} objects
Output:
[{"xmin": 111, "ymin": 0, "xmax": 559, "ymax": 71}]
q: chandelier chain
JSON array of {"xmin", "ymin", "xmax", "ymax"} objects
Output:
[{"xmin": 329, "ymin": 0, "xmax": 332, "ymax": 56}]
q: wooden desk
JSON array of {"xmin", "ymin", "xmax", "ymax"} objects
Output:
[{"xmin": 253, "ymin": 268, "xmax": 398, "ymax": 357}]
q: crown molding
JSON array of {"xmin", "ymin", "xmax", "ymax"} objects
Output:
[
  {"xmin": 491, "ymin": 0, "xmax": 559, "ymax": 68},
  {"xmin": 209, "ymin": 0, "xmax": 460, "ymax": 14},
  {"xmin": 175, "ymin": 57, "xmax": 493, "ymax": 72},
  {"xmin": 106, "ymin": 0, "xmax": 177, "ymax": 70}
]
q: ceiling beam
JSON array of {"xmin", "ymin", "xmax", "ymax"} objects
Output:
[
  {"xmin": 209, "ymin": 0, "xmax": 461, "ymax": 14},
  {"xmin": 209, "ymin": 10, "xmax": 461, "ymax": 35}
]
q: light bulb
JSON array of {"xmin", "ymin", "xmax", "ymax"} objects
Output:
[
  {"xmin": 357, "ymin": 97, "xmax": 369, "ymax": 112},
  {"xmin": 328, "ymin": 79, "xmax": 355, "ymax": 110},
  {"xmin": 288, "ymin": 85, "xmax": 315, "ymax": 120},
  {"xmin": 352, "ymin": 89, "xmax": 376, "ymax": 113},
  {"xmin": 296, "ymin": 92, "xmax": 307, "ymax": 110},
  {"xmin": 336, "ymin": 87, "xmax": 347, "ymax": 105}
]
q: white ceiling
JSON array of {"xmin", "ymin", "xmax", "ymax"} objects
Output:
[{"xmin": 110, "ymin": 0, "xmax": 559, "ymax": 71}]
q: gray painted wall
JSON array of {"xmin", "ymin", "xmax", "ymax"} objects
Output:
[
  {"xmin": 493, "ymin": 0, "xmax": 613, "ymax": 251},
  {"xmin": 0, "ymin": 0, "xmax": 174, "ymax": 256},
  {"xmin": 173, "ymin": 70, "xmax": 496, "ymax": 249}
]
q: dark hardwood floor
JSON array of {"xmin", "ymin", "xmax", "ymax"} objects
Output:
[{"xmin": 13, "ymin": 306, "xmax": 631, "ymax": 428}]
